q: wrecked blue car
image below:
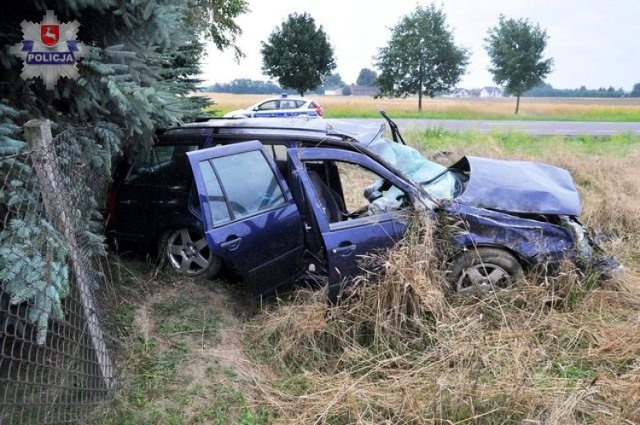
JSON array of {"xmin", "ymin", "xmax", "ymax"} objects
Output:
[{"xmin": 184, "ymin": 116, "xmax": 619, "ymax": 300}]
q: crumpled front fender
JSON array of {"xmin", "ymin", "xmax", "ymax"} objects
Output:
[{"xmin": 443, "ymin": 203, "xmax": 576, "ymax": 266}]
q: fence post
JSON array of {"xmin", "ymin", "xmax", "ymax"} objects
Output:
[{"xmin": 24, "ymin": 119, "xmax": 115, "ymax": 389}]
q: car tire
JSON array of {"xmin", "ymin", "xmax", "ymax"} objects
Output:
[
  {"xmin": 158, "ymin": 228, "xmax": 222, "ymax": 279},
  {"xmin": 448, "ymin": 247, "xmax": 524, "ymax": 294}
]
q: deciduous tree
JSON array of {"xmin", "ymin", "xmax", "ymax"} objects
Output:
[
  {"xmin": 356, "ymin": 68, "xmax": 377, "ymax": 86},
  {"xmin": 261, "ymin": 13, "xmax": 336, "ymax": 97},
  {"xmin": 375, "ymin": 4, "xmax": 469, "ymax": 111},
  {"xmin": 320, "ymin": 73, "xmax": 345, "ymax": 91},
  {"xmin": 485, "ymin": 16, "xmax": 553, "ymax": 114}
]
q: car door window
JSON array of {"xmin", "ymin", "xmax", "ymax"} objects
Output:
[
  {"xmin": 280, "ymin": 100, "xmax": 296, "ymax": 110},
  {"xmin": 125, "ymin": 145, "xmax": 199, "ymax": 187},
  {"xmin": 305, "ymin": 160, "xmax": 410, "ymax": 228},
  {"xmin": 200, "ymin": 150, "xmax": 287, "ymax": 224},
  {"xmin": 337, "ymin": 162, "xmax": 409, "ymax": 217},
  {"xmin": 257, "ymin": 100, "xmax": 278, "ymax": 111},
  {"xmin": 198, "ymin": 160, "xmax": 232, "ymax": 225}
]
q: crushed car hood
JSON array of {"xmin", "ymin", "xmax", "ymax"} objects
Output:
[{"xmin": 451, "ymin": 156, "xmax": 581, "ymax": 216}]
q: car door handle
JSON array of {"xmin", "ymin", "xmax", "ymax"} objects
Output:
[
  {"xmin": 332, "ymin": 244, "xmax": 356, "ymax": 255},
  {"xmin": 220, "ymin": 237, "xmax": 242, "ymax": 251}
]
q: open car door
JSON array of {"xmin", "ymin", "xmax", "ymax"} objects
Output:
[
  {"xmin": 187, "ymin": 141, "xmax": 304, "ymax": 296},
  {"xmin": 290, "ymin": 148, "xmax": 416, "ymax": 301}
]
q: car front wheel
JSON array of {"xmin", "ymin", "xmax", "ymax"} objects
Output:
[
  {"xmin": 448, "ymin": 247, "xmax": 524, "ymax": 294},
  {"xmin": 159, "ymin": 228, "xmax": 222, "ymax": 279}
]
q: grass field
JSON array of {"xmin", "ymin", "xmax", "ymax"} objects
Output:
[
  {"xmin": 104, "ymin": 131, "xmax": 640, "ymax": 424},
  {"xmin": 203, "ymin": 93, "xmax": 640, "ymax": 122}
]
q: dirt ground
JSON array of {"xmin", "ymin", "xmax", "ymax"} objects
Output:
[{"xmin": 108, "ymin": 271, "xmax": 273, "ymax": 424}]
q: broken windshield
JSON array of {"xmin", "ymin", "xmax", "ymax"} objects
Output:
[{"xmin": 368, "ymin": 136, "xmax": 460, "ymax": 200}]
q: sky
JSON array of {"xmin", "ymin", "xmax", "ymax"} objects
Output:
[{"xmin": 201, "ymin": 0, "xmax": 640, "ymax": 90}]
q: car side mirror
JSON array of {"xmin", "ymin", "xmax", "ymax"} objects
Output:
[{"xmin": 252, "ymin": 107, "xmax": 259, "ymax": 112}]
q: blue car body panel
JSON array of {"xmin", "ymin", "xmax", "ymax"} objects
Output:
[
  {"xmin": 289, "ymin": 148, "xmax": 414, "ymax": 286},
  {"xmin": 187, "ymin": 141, "xmax": 305, "ymax": 295},
  {"xmin": 452, "ymin": 156, "xmax": 581, "ymax": 216},
  {"xmin": 443, "ymin": 203, "xmax": 576, "ymax": 265}
]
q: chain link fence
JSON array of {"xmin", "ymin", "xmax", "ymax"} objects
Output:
[{"xmin": 0, "ymin": 120, "xmax": 116, "ymax": 424}]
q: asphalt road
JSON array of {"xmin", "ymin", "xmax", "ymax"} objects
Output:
[{"xmin": 349, "ymin": 118, "xmax": 640, "ymax": 136}]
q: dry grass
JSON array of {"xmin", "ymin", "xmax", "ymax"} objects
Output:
[
  {"xmin": 203, "ymin": 93, "xmax": 640, "ymax": 121},
  {"xmin": 244, "ymin": 138, "xmax": 640, "ymax": 424}
]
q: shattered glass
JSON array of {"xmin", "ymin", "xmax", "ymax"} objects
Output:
[{"xmin": 368, "ymin": 136, "xmax": 459, "ymax": 201}]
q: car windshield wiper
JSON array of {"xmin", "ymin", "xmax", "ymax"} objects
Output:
[{"xmin": 379, "ymin": 110, "xmax": 406, "ymax": 145}]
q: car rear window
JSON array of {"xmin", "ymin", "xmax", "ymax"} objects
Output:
[
  {"xmin": 280, "ymin": 100, "xmax": 297, "ymax": 109},
  {"xmin": 125, "ymin": 145, "xmax": 199, "ymax": 187}
]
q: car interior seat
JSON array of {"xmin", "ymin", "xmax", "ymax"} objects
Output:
[{"xmin": 306, "ymin": 170, "xmax": 345, "ymax": 223}]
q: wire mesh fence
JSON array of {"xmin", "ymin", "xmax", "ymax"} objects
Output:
[{"xmin": 0, "ymin": 120, "xmax": 116, "ymax": 424}]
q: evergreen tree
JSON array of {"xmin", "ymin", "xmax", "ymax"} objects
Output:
[
  {"xmin": 0, "ymin": 0, "xmax": 246, "ymax": 342},
  {"xmin": 631, "ymin": 83, "xmax": 640, "ymax": 98},
  {"xmin": 261, "ymin": 12, "xmax": 336, "ymax": 96}
]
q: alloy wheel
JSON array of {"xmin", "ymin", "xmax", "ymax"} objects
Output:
[{"xmin": 165, "ymin": 228, "xmax": 212, "ymax": 276}]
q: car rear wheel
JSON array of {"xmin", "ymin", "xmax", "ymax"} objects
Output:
[
  {"xmin": 448, "ymin": 247, "xmax": 524, "ymax": 294},
  {"xmin": 159, "ymin": 228, "xmax": 222, "ymax": 279}
]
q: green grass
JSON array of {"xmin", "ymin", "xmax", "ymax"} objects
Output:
[
  {"xmin": 406, "ymin": 129, "xmax": 640, "ymax": 158},
  {"xmin": 100, "ymin": 261, "xmax": 266, "ymax": 425},
  {"xmin": 202, "ymin": 104, "xmax": 640, "ymax": 122},
  {"xmin": 323, "ymin": 108, "xmax": 640, "ymax": 122},
  {"xmin": 153, "ymin": 296, "xmax": 219, "ymax": 340}
]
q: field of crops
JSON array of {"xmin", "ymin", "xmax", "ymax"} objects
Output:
[{"xmin": 203, "ymin": 92, "xmax": 640, "ymax": 122}]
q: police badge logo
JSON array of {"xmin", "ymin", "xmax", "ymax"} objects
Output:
[
  {"xmin": 40, "ymin": 24, "xmax": 60, "ymax": 47},
  {"xmin": 10, "ymin": 10, "xmax": 86, "ymax": 90}
]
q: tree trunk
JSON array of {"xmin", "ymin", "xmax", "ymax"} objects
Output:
[
  {"xmin": 418, "ymin": 69, "xmax": 423, "ymax": 112},
  {"xmin": 515, "ymin": 95, "xmax": 521, "ymax": 114}
]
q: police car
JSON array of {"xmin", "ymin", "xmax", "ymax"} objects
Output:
[{"xmin": 223, "ymin": 94, "xmax": 324, "ymax": 118}]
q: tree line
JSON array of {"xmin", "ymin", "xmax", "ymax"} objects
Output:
[
  {"xmin": 207, "ymin": 68, "xmax": 378, "ymax": 95},
  {"xmin": 258, "ymin": 5, "xmax": 638, "ymax": 114},
  {"xmin": 524, "ymin": 84, "xmax": 629, "ymax": 98}
]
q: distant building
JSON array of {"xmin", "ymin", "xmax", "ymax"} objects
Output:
[
  {"xmin": 468, "ymin": 88, "xmax": 482, "ymax": 97},
  {"xmin": 351, "ymin": 85, "xmax": 379, "ymax": 97},
  {"xmin": 324, "ymin": 88, "xmax": 343, "ymax": 96},
  {"xmin": 479, "ymin": 87, "xmax": 503, "ymax": 98},
  {"xmin": 451, "ymin": 88, "xmax": 469, "ymax": 98}
]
